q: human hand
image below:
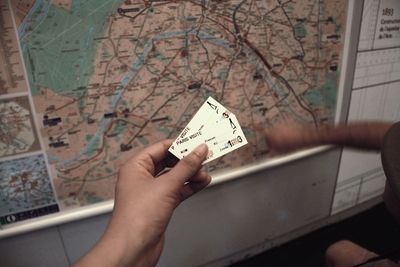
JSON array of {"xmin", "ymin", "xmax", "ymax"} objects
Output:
[{"xmin": 74, "ymin": 140, "xmax": 210, "ymax": 267}]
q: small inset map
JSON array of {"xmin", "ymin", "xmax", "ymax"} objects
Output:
[
  {"xmin": 0, "ymin": 96, "xmax": 40, "ymax": 159},
  {"xmin": 0, "ymin": 154, "xmax": 59, "ymax": 225},
  {"xmin": 0, "ymin": 1, "xmax": 28, "ymax": 95}
]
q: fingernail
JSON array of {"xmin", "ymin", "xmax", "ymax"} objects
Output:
[{"xmin": 194, "ymin": 143, "xmax": 208, "ymax": 156}]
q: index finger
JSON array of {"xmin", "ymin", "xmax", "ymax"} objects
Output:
[{"xmin": 129, "ymin": 139, "xmax": 174, "ymax": 174}]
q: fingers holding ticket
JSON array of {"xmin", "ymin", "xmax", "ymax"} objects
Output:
[{"xmin": 169, "ymin": 97, "xmax": 248, "ymax": 164}]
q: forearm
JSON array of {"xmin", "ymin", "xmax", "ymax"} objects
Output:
[
  {"xmin": 73, "ymin": 236, "xmax": 127, "ymax": 267},
  {"xmin": 308, "ymin": 121, "xmax": 392, "ymax": 150},
  {"xmin": 265, "ymin": 121, "xmax": 393, "ymax": 153},
  {"xmin": 73, "ymin": 223, "xmax": 144, "ymax": 267},
  {"xmin": 73, "ymin": 234, "xmax": 133, "ymax": 267}
]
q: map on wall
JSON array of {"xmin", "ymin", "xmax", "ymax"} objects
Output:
[{"xmin": 0, "ymin": 0, "xmax": 347, "ymax": 224}]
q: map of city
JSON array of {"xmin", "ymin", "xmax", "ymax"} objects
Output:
[
  {"xmin": 2, "ymin": 0, "xmax": 347, "ymax": 210},
  {"xmin": 0, "ymin": 97, "xmax": 40, "ymax": 159},
  {"xmin": 0, "ymin": 154, "xmax": 58, "ymax": 225}
]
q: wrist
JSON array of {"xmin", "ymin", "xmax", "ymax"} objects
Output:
[
  {"xmin": 100, "ymin": 219, "xmax": 147, "ymax": 267},
  {"xmin": 315, "ymin": 125, "xmax": 334, "ymax": 145},
  {"xmin": 74, "ymin": 221, "xmax": 145, "ymax": 267}
]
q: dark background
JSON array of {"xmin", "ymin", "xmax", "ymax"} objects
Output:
[{"xmin": 232, "ymin": 203, "xmax": 400, "ymax": 267}]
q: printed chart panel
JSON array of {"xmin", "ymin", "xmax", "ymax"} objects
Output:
[
  {"xmin": 353, "ymin": 47, "xmax": 400, "ymax": 89},
  {"xmin": 358, "ymin": 0, "xmax": 381, "ymax": 51},
  {"xmin": 332, "ymin": 81, "xmax": 400, "ymax": 214},
  {"xmin": 358, "ymin": 0, "xmax": 400, "ymax": 51}
]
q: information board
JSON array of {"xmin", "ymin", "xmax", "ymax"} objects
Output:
[{"xmin": 0, "ymin": 0, "xmax": 348, "ymax": 232}]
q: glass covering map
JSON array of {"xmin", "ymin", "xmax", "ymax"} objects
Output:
[{"xmin": 0, "ymin": 0, "xmax": 347, "ymax": 224}]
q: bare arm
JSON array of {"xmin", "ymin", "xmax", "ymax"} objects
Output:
[
  {"xmin": 264, "ymin": 121, "xmax": 393, "ymax": 153},
  {"xmin": 74, "ymin": 141, "xmax": 210, "ymax": 267}
]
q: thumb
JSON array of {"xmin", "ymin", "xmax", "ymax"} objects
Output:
[{"xmin": 164, "ymin": 144, "xmax": 208, "ymax": 186}]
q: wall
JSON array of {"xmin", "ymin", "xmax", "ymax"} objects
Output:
[
  {"xmin": 1, "ymin": 0, "xmax": 399, "ymax": 266},
  {"xmin": 0, "ymin": 148, "xmax": 347, "ymax": 267}
]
